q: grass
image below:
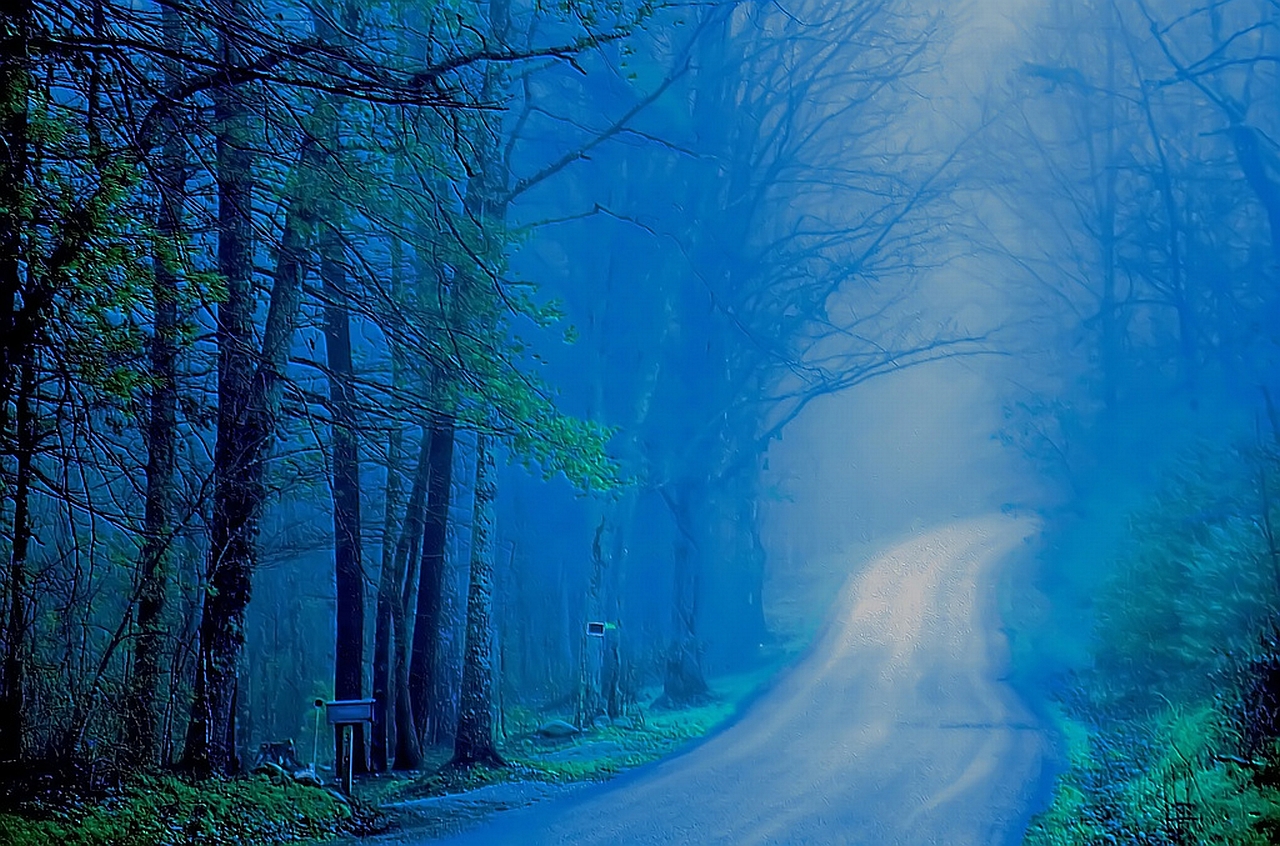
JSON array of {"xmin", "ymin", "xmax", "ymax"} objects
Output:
[
  {"xmin": 386, "ymin": 658, "xmax": 793, "ymax": 804},
  {"xmin": 0, "ymin": 773, "xmax": 388, "ymax": 846}
]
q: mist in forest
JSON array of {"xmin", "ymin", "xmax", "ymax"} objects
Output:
[{"xmin": 2, "ymin": 0, "xmax": 1280, "ymax": 843}]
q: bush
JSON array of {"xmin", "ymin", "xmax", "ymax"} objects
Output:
[{"xmin": 1025, "ymin": 436, "xmax": 1280, "ymax": 844}]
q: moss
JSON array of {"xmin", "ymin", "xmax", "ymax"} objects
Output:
[{"xmin": 0, "ymin": 774, "xmax": 387, "ymax": 846}]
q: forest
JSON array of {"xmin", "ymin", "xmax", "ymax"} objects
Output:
[{"xmin": 0, "ymin": 0, "xmax": 1278, "ymax": 843}]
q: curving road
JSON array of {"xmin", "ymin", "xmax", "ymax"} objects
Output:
[{"xmin": 429, "ymin": 516, "xmax": 1048, "ymax": 845}]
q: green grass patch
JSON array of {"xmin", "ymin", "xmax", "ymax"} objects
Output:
[
  {"xmin": 389, "ymin": 660, "xmax": 790, "ymax": 803},
  {"xmin": 0, "ymin": 774, "xmax": 388, "ymax": 846}
]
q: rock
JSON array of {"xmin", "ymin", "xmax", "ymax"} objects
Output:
[
  {"xmin": 535, "ymin": 719, "xmax": 580, "ymax": 738},
  {"xmin": 591, "ymin": 716, "xmax": 611, "ymax": 730},
  {"xmin": 253, "ymin": 761, "xmax": 289, "ymax": 784},
  {"xmin": 611, "ymin": 716, "xmax": 634, "ymax": 730}
]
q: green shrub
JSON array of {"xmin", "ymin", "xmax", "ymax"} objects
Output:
[{"xmin": 1025, "ymin": 436, "xmax": 1280, "ymax": 844}]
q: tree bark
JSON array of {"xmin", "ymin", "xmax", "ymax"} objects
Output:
[
  {"xmin": 0, "ymin": 359, "xmax": 35, "ymax": 762},
  {"xmin": 0, "ymin": 0, "xmax": 31, "ymax": 766},
  {"xmin": 126, "ymin": 0, "xmax": 185, "ymax": 769},
  {"xmin": 410, "ymin": 412, "xmax": 454, "ymax": 747},
  {"xmin": 662, "ymin": 539, "xmax": 709, "ymax": 706},
  {"xmin": 372, "ymin": 423, "xmax": 403, "ymax": 772},
  {"xmin": 322, "ymin": 221, "xmax": 367, "ymax": 774},
  {"xmin": 186, "ymin": 17, "xmax": 326, "ymax": 772},
  {"xmin": 391, "ymin": 428, "xmax": 433, "ymax": 769},
  {"xmin": 659, "ymin": 489, "xmax": 709, "ymax": 707},
  {"xmin": 0, "ymin": 0, "xmax": 30, "ymax": 444},
  {"xmin": 575, "ymin": 514, "xmax": 609, "ymax": 727},
  {"xmin": 182, "ymin": 0, "xmax": 259, "ymax": 776},
  {"xmin": 451, "ymin": 431, "xmax": 504, "ymax": 768}
]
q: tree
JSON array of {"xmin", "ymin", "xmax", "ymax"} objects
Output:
[{"xmin": 124, "ymin": 0, "xmax": 187, "ymax": 769}]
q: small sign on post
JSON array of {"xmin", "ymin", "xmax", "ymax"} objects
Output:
[{"xmin": 324, "ymin": 698, "xmax": 375, "ymax": 795}]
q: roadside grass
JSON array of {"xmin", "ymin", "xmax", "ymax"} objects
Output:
[
  {"xmin": 0, "ymin": 773, "xmax": 389, "ymax": 846},
  {"xmin": 385, "ymin": 656, "xmax": 794, "ymax": 803},
  {"xmin": 1010, "ymin": 439, "xmax": 1280, "ymax": 845}
]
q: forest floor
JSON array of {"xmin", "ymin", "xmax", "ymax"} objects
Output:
[
  {"xmin": 360, "ymin": 515, "xmax": 1051, "ymax": 845},
  {"xmin": 343, "ymin": 633, "xmax": 809, "ymax": 842},
  {"xmin": 332, "ymin": 518, "xmax": 887, "ymax": 844}
]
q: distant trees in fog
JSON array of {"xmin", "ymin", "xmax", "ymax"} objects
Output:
[{"xmin": 987, "ymin": 0, "xmax": 1280, "ymax": 487}]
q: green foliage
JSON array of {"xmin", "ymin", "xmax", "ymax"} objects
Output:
[
  {"xmin": 0, "ymin": 774, "xmax": 386, "ymax": 846},
  {"xmin": 1024, "ymin": 434, "xmax": 1280, "ymax": 844}
]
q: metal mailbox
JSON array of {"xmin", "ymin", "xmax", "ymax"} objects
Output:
[
  {"xmin": 320, "ymin": 698, "xmax": 376, "ymax": 795},
  {"xmin": 586, "ymin": 621, "xmax": 617, "ymax": 638},
  {"xmin": 324, "ymin": 698, "xmax": 375, "ymax": 726}
]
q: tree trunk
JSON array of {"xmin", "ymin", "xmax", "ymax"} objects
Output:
[
  {"xmin": 182, "ymin": 0, "xmax": 259, "ymax": 776},
  {"xmin": 126, "ymin": 1, "xmax": 185, "ymax": 768},
  {"xmin": 411, "ymin": 412, "xmax": 454, "ymax": 747},
  {"xmin": 186, "ymin": 35, "xmax": 329, "ymax": 776},
  {"xmin": 392, "ymin": 529, "xmax": 422, "ymax": 770},
  {"xmin": 659, "ymin": 487, "xmax": 709, "ymax": 708},
  {"xmin": 391, "ymin": 428, "xmax": 433, "ymax": 770},
  {"xmin": 0, "ymin": 0, "xmax": 31, "ymax": 765},
  {"xmin": 661, "ymin": 536, "xmax": 709, "ymax": 707},
  {"xmin": 0, "ymin": 0, "xmax": 30, "ymax": 443},
  {"xmin": 575, "ymin": 514, "xmax": 608, "ymax": 727},
  {"xmin": 322, "ymin": 222, "xmax": 367, "ymax": 774},
  {"xmin": 371, "ymin": 423, "xmax": 403, "ymax": 772},
  {"xmin": 371, "ymin": 234, "xmax": 410, "ymax": 772},
  {"xmin": 0, "ymin": 359, "xmax": 35, "ymax": 762},
  {"xmin": 451, "ymin": 431, "xmax": 504, "ymax": 768}
]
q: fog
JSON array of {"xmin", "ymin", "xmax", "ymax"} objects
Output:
[{"xmin": 3, "ymin": 0, "xmax": 1280, "ymax": 843}]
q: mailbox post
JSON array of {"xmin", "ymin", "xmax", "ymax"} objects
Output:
[{"xmin": 323, "ymin": 698, "xmax": 375, "ymax": 794}]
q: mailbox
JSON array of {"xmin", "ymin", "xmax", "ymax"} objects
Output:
[
  {"xmin": 324, "ymin": 698, "xmax": 375, "ymax": 726},
  {"xmin": 321, "ymin": 698, "xmax": 376, "ymax": 795},
  {"xmin": 587, "ymin": 621, "xmax": 606, "ymax": 637}
]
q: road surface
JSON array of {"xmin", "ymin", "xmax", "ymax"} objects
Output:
[{"xmin": 427, "ymin": 515, "xmax": 1049, "ymax": 845}]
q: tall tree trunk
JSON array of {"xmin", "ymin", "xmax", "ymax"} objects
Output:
[
  {"xmin": 372, "ymin": 424, "xmax": 403, "ymax": 772},
  {"xmin": 322, "ymin": 222, "xmax": 367, "ymax": 774},
  {"xmin": 183, "ymin": 0, "xmax": 258, "ymax": 776},
  {"xmin": 391, "ymin": 428, "xmax": 433, "ymax": 769},
  {"xmin": 575, "ymin": 513, "xmax": 609, "ymax": 727},
  {"xmin": 0, "ymin": 0, "xmax": 31, "ymax": 766},
  {"xmin": 186, "ymin": 30, "xmax": 326, "ymax": 774},
  {"xmin": 126, "ymin": 1, "xmax": 185, "ymax": 768},
  {"xmin": 0, "ymin": 359, "xmax": 35, "ymax": 762},
  {"xmin": 411, "ymin": 412, "xmax": 454, "ymax": 747},
  {"xmin": 451, "ymin": 432, "xmax": 503, "ymax": 768},
  {"xmin": 662, "ymin": 538, "xmax": 709, "ymax": 706},
  {"xmin": 0, "ymin": 0, "xmax": 30, "ymax": 442},
  {"xmin": 371, "ymin": 232, "xmax": 410, "ymax": 772},
  {"xmin": 659, "ymin": 490, "xmax": 709, "ymax": 707}
]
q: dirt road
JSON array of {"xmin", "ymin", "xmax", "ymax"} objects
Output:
[{"xmin": 427, "ymin": 516, "xmax": 1049, "ymax": 845}]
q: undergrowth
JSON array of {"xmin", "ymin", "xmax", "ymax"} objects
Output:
[
  {"xmin": 0, "ymin": 773, "xmax": 388, "ymax": 846},
  {"xmin": 389, "ymin": 661, "xmax": 777, "ymax": 803},
  {"xmin": 1023, "ymin": 435, "xmax": 1280, "ymax": 844}
]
